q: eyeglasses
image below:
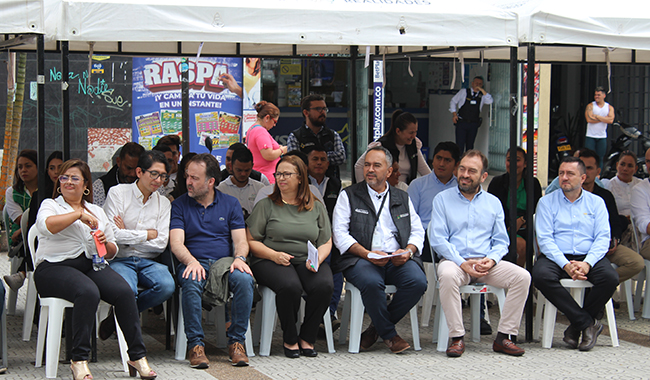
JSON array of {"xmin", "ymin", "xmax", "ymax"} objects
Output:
[
  {"xmin": 146, "ymin": 170, "xmax": 170, "ymax": 181},
  {"xmin": 274, "ymin": 172, "xmax": 298, "ymax": 179},
  {"xmin": 308, "ymin": 107, "xmax": 329, "ymax": 113},
  {"xmin": 59, "ymin": 175, "xmax": 82, "ymax": 184}
]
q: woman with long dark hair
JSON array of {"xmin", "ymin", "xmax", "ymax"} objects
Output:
[{"xmin": 355, "ymin": 110, "xmax": 430, "ymax": 184}]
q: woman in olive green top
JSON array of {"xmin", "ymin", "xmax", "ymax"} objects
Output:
[{"xmin": 247, "ymin": 155, "xmax": 333, "ymax": 358}]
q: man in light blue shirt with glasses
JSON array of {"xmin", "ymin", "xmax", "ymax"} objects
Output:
[{"xmin": 533, "ymin": 156, "xmax": 618, "ymax": 352}]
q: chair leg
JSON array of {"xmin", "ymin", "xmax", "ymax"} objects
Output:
[
  {"xmin": 322, "ymin": 309, "xmax": 336, "ymax": 354},
  {"xmin": 469, "ymin": 294, "xmax": 480, "ymax": 343},
  {"xmin": 35, "ymin": 304, "xmax": 48, "ymax": 368},
  {"xmin": 541, "ymin": 299, "xmax": 557, "ymax": 349},
  {"xmin": 605, "ymin": 299, "xmax": 620, "ymax": 347},
  {"xmin": 174, "ymin": 293, "xmax": 187, "ymax": 361},
  {"xmin": 634, "ymin": 268, "xmax": 645, "ymax": 312},
  {"xmin": 643, "ymin": 264, "xmax": 650, "ymax": 319},
  {"xmin": 22, "ymin": 272, "xmax": 37, "ymax": 341},
  {"xmin": 420, "ymin": 263, "xmax": 436, "ymax": 327},
  {"xmin": 621, "ymin": 279, "xmax": 635, "ymax": 320},
  {"xmin": 45, "ymin": 305, "xmax": 65, "ymax": 378},
  {"xmin": 347, "ymin": 286, "xmax": 364, "ymax": 354},
  {"xmin": 1, "ymin": 306, "xmax": 7, "ymax": 369},
  {"xmin": 244, "ymin": 320, "xmax": 255, "ymax": 357},
  {"xmin": 259, "ymin": 287, "xmax": 276, "ymax": 357},
  {"xmin": 114, "ymin": 313, "xmax": 129, "ymax": 373},
  {"xmin": 409, "ymin": 305, "xmax": 421, "ymax": 351},
  {"xmin": 339, "ymin": 289, "xmax": 351, "ymax": 345},
  {"xmin": 431, "ymin": 291, "xmax": 441, "ymax": 343},
  {"xmin": 534, "ymin": 291, "xmax": 545, "ymax": 341},
  {"xmin": 436, "ymin": 309, "xmax": 449, "ymax": 352}
]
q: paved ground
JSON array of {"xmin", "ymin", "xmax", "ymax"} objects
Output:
[{"xmin": 1, "ymin": 248, "xmax": 650, "ymax": 380}]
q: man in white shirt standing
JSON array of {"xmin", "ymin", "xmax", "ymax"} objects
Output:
[
  {"xmin": 216, "ymin": 147, "xmax": 265, "ymax": 219},
  {"xmin": 584, "ymin": 86, "xmax": 615, "ymax": 168},
  {"xmin": 99, "ymin": 150, "xmax": 175, "ymax": 339},
  {"xmin": 449, "ymin": 76, "xmax": 493, "ymax": 153}
]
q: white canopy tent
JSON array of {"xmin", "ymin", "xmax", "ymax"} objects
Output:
[{"xmin": 0, "ymin": 0, "xmax": 44, "ymax": 48}]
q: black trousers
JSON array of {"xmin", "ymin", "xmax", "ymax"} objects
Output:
[
  {"xmin": 252, "ymin": 260, "xmax": 333, "ymax": 345},
  {"xmin": 34, "ymin": 255, "xmax": 146, "ymax": 361},
  {"xmin": 532, "ymin": 254, "xmax": 619, "ymax": 331}
]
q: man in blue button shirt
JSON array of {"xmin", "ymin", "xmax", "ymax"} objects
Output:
[
  {"xmin": 429, "ymin": 150, "xmax": 530, "ymax": 358},
  {"xmin": 170, "ymin": 154, "xmax": 254, "ymax": 368},
  {"xmin": 533, "ymin": 156, "xmax": 618, "ymax": 352}
]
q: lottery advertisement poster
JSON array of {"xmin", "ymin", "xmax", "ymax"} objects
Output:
[{"xmin": 132, "ymin": 57, "xmax": 244, "ymax": 163}]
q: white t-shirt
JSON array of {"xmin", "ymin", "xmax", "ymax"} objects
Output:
[{"xmin": 604, "ymin": 175, "xmax": 641, "ymax": 216}]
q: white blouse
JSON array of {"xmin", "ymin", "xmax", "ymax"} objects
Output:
[
  {"xmin": 35, "ymin": 196, "xmax": 117, "ymax": 267},
  {"xmin": 604, "ymin": 176, "xmax": 641, "ymax": 216}
]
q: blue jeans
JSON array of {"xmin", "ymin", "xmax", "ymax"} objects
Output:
[
  {"xmin": 177, "ymin": 259, "xmax": 254, "ymax": 347},
  {"xmin": 584, "ymin": 136, "xmax": 607, "ymax": 168},
  {"xmin": 110, "ymin": 256, "xmax": 175, "ymax": 313},
  {"xmin": 344, "ymin": 259, "xmax": 427, "ymax": 340}
]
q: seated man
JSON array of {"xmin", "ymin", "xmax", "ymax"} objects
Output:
[
  {"xmin": 333, "ymin": 146, "xmax": 427, "ymax": 354},
  {"xmin": 100, "ymin": 150, "xmax": 176, "ymax": 338},
  {"xmin": 170, "ymin": 153, "xmax": 254, "ymax": 368},
  {"xmin": 93, "ymin": 142, "xmax": 145, "ymax": 207},
  {"xmin": 534, "ymin": 156, "xmax": 619, "ymax": 351},
  {"xmin": 220, "ymin": 142, "xmax": 270, "ymax": 185},
  {"xmin": 429, "ymin": 149, "xmax": 530, "ymax": 357},
  {"xmin": 216, "ymin": 146, "xmax": 265, "ymax": 219}
]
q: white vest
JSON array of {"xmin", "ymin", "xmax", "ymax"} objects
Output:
[{"xmin": 586, "ymin": 101, "xmax": 610, "ymax": 138}]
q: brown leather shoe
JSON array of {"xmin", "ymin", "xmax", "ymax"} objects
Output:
[
  {"xmin": 360, "ymin": 324, "xmax": 379, "ymax": 350},
  {"xmin": 579, "ymin": 320, "xmax": 603, "ymax": 351},
  {"xmin": 446, "ymin": 338, "xmax": 465, "ymax": 357},
  {"xmin": 189, "ymin": 345, "xmax": 209, "ymax": 369},
  {"xmin": 228, "ymin": 342, "xmax": 249, "ymax": 366},
  {"xmin": 493, "ymin": 338, "xmax": 525, "ymax": 356},
  {"xmin": 384, "ymin": 334, "xmax": 410, "ymax": 354}
]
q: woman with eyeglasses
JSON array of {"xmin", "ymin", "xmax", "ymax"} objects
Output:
[
  {"xmin": 354, "ymin": 109, "xmax": 430, "ymax": 184},
  {"xmin": 246, "ymin": 101, "xmax": 288, "ymax": 184},
  {"xmin": 246, "ymin": 155, "xmax": 333, "ymax": 358},
  {"xmin": 33, "ymin": 159, "xmax": 157, "ymax": 380},
  {"xmin": 603, "ymin": 151, "xmax": 642, "ymax": 250}
]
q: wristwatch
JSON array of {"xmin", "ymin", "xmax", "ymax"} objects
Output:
[
  {"xmin": 236, "ymin": 256, "xmax": 247, "ymax": 262},
  {"xmin": 405, "ymin": 248, "xmax": 415, "ymax": 259}
]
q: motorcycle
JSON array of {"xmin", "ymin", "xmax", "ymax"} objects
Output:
[
  {"xmin": 601, "ymin": 120, "xmax": 650, "ymax": 179},
  {"xmin": 548, "ymin": 132, "xmax": 573, "ymax": 180}
]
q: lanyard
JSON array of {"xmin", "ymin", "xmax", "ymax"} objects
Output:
[{"xmin": 375, "ymin": 189, "xmax": 389, "ymax": 220}]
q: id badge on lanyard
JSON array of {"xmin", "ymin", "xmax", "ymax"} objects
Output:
[{"xmin": 370, "ymin": 191, "xmax": 389, "ymax": 251}]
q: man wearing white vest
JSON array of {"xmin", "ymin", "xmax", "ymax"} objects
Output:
[{"xmin": 584, "ymin": 86, "xmax": 615, "ymax": 168}]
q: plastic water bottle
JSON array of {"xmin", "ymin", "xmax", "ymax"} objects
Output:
[{"xmin": 92, "ymin": 253, "xmax": 106, "ymax": 271}]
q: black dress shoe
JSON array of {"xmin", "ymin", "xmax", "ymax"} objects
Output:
[
  {"xmin": 99, "ymin": 308, "xmax": 116, "ymax": 341},
  {"xmin": 579, "ymin": 320, "xmax": 603, "ymax": 351},
  {"xmin": 563, "ymin": 325, "xmax": 580, "ymax": 349},
  {"xmin": 480, "ymin": 319, "xmax": 493, "ymax": 335},
  {"xmin": 283, "ymin": 345, "xmax": 300, "ymax": 358},
  {"xmin": 298, "ymin": 345, "xmax": 318, "ymax": 357}
]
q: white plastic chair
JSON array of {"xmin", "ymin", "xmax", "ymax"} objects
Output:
[
  {"xmin": 0, "ymin": 293, "xmax": 8, "ymax": 369},
  {"xmin": 339, "ymin": 282, "xmax": 421, "ymax": 354},
  {"xmin": 429, "ymin": 266, "xmax": 507, "ymax": 352},
  {"xmin": 22, "ymin": 210, "xmax": 39, "ymax": 341},
  {"xmin": 610, "ymin": 263, "xmax": 635, "ymax": 320},
  {"xmin": 252, "ymin": 285, "xmax": 335, "ymax": 356},
  {"xmin": 174, "ymin": 291, "xmax": 254, "ymax": 361},
  {"xmin": 28, "ymin": 225, "xmax": 129, "ymax": 378},
  {"xmin": 536, "ymin": 279, "xmax": 619, "ymax": 349}
]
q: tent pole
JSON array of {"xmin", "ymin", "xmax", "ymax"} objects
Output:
[
  {"xmin": 37, "ymin": 35, "xmax": 45, "ymax": 205},
  {"xmin": 350, "ymin": 46, "xmax": 358, "ymax": 166},
  {"xmin": 181, "ymin": 58, "xmax": 190, "ymax": 155},
  {"xmin": 525, "ymin": 43, "xmax": 536, "ymax": 342},
  {"xmin": 508, "ymin": 45, "xmax": 518, "ymax": 297},
  {"xmin": 61, "ymin": 41, "xmax": 70, "ymax": 160}
]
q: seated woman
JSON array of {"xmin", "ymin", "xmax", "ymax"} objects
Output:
[
  {"xmin": 355, "ymin": 110, "xmax": 430, "ymax": 184},
  {"xmin": 603, "ymin": 151, "xmax": 642, "ymax": 248},
  {"xmin": 487, "ymin": 147, "xmax": 542, "ymax": 267},
  {"xmin": 33, "ymin": 159, "xmax": 156, "ymax": 380},
  {"xmin": 3, "ymin": 149, "xmax": 38, "ymax": 291},
  {"xmin": 247, "ymin": 155, "xmax": 333, "ymax": 358}
]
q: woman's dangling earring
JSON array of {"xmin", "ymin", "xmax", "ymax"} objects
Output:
[
  {"xmin": 83, "ymin": 188, "xmax": 90, "ymax": 196},
  {"xmin": 57, "ymin": 187, "xmax": 61, "ymax": 194}
]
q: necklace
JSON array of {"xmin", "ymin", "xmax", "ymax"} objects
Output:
[{"xmin": 282, "ymin": 198, "xmax": 295, "ymax": 205}]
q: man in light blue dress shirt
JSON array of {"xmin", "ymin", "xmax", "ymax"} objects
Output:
[
  {"xmin": 533, "ymin": 156, "xmax": 618, "ymax": 352},
  {"xmin": 429, "ymin": 150, "xmax": 530, "ymax": 358}
]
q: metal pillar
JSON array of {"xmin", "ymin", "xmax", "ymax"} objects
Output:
[
  {"xmin": 61, "ymin": 41, "xmax": 70, "ymax": 160},
  {"xmin": 181, "ymin": 58, "xmax": 190, "ymax": 155},
  {"xmin": 37, "ymin": 35, "xmax": 45, "ymax": 205},
  {"xmin": 525, "ymin": 43, "xmax": 536, "ymax": 341},
  {"xmin": 350, "ymin": 46, "xmax": 358, "ymax": 165}
]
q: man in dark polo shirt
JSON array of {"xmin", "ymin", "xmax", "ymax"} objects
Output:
[{"xmin": 170, "ymin": 153, "xmax": 254, "ymax": 368}]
